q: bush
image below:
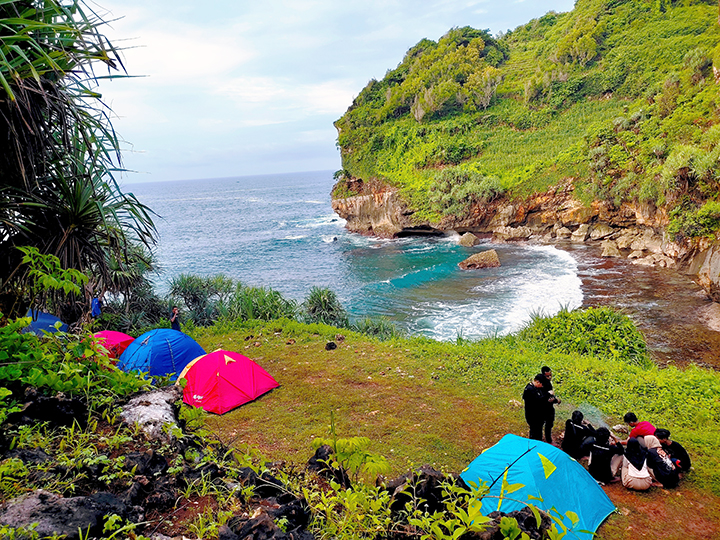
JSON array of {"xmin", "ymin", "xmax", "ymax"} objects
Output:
[
  {"xmin": 518, "ymin": 306, "xmax": 651, "ymax": 367},
  {"xmin": 303, "ymin": 287, "xmax": 349, "ymax": 328},
  {"xmin": 352, "ymin": 317, "xmax": 406, "ymax": 341}
]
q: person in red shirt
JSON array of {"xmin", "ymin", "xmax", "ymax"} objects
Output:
[{"xmin": 621, "ymin": 412, "xmax": 655, "ymax": 447}]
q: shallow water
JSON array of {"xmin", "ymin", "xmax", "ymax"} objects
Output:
[{"xmin": 127, "ymin": 171, "xmax": 720, "ymax": 369}]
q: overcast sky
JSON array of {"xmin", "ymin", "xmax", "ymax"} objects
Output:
[{"xmin": 96, "ymin": 0, "xmax": 575, "ymax": 184}]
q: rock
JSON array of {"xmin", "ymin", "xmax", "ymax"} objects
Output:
[
  {"xmin": 628, "ymin": 250, "xmax": 644, "ymax": 259},
  {"xmin": 590, "ymin": 223, "xmax": 614, "ymax": 240},
  {"xmin": 0, "ymin": 490, "xmax": 128, "ymax": 540},
  {"xmin": 632, "ymin": 253, "xmax": 676, "ymax": 268},
  {"xmin": 307, "ymin": 445, "xmax": 351, "ymax": 488},
  {"xmin": 385, "ymin": 465, "xmax": 448, "ymax": 515},
  {"xmin": 459, "ymin": 232, "xmax": 480, "ymax": 247},
  {"xmin": 493, "ymin": 226, "xmax": 532, "ymax": 241},
  {"xmin": 6, "ymin": 391, "xmax": 87, "ymax": 428},
  {"xmin": 630, "ymin": 228, "xmax": 663, "ymax": 253},
  {"xmin": 555, "ymin": 227, "xmax": 572, "ymax": 239},
  {"xmin": 615, "ymin": 229, "xmax": 640, "ymax": 249},
  {"xmin": 120, "ymin": 386, "xmax": 182, "ymax": 444},
  {"xmin": 571, "ymin": 224, "xmax": 591, "ymax": 242},
  {"xmin": 122, "ymin": 449, "xmax": 169, "ymax": 477},
  {"xmin": 601, "ymin": 241, "xmax": 621, "ymax": 258},
  {"xmin": 267, "ymin": 496, "xmax": 311, "ymax": 532},
  {"xmin": 459, "ymin": 250, "xmax": 501, "ymax": 270}
]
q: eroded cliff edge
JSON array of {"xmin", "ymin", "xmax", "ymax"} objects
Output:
[{"xmin": 331, "ymin": 179, "xmax": 720, "ymax": 302}]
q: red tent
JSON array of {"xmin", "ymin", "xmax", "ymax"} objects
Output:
[
  {"xmin": 178, "ymin": 349, "xmax": 279, "ymax": 414},
  {"xmin": 94, "ymin": 330, "xmax": 135, "ymax": 360}
]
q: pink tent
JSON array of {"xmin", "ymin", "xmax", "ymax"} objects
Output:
[
  {"xmin": 94, "ymin": 330, "xmax": 135, "ymax": 360},
  {"xmin": 178, "ymin": 349, "xmax": 279, "ymax": 414}
]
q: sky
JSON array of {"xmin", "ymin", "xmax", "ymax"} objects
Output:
[{"xmin": 96, "ymin": 0, "xmax": 576, "ymax": 184}]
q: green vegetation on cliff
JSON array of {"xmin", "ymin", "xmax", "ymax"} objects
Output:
[{"xmin": 334, "ymin": 0, "xmax": 720, "ymax": 236}]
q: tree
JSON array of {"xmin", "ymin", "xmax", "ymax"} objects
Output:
[{"xmin": 0, "ymin": 1, "xmax": 156, "ymax": 320}]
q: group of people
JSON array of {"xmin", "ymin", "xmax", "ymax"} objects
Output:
[{"xmin": 523, "ymin": 368, "xmax": 691, "ymax": 491}]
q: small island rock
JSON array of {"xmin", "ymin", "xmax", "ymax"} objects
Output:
[
  {"xmin": 458, "ymin": 232, "xmax": 480, "ymax": 247},
  {"xmin": 459, "ymin": 249, "xmax": 501, "ymax": 270}
]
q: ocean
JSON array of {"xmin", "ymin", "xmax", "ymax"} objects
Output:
[{"xmin": 126, "ymin": 170, "xmax": 583, "ymax": 341}]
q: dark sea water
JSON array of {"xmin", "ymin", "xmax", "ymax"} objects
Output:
[
  {"xmin": 126, "ymin": 171, "xmax": 582, "ymax": 341},
  {"xmin": 126, "ymin": 171, "xmax": 720, "ymax": 366}
]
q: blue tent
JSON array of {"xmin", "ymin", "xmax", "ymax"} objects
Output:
[
  {"xmin": 460, "ymin": 434, "xmax": 615, "ymax": 540},
  {"xmin": 117, "ymin": 329, "xmax": 205, "ymax": 380},
  {"xmin": 21, "ymin": 310, "xmax": 69, "ymax": 335}
]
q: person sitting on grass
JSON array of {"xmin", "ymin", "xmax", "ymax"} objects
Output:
[
  {"xmin": 644, "ymin": 435, "xmax": 681, "ymax": 489},
  {"xmin": 621, "ymin": 437, "xmax": 653, "ymax": 491},
  {"xmin": 588, "ymin": 427, "xmax": 624, "ymax": 485},
  {"xmin": 654, "ymin": 428, "xmax": 691, "ymax": 473},
  {"xmin": 621, "ymin": 412, "xmax": 655, "ymax": 447},
  {"xmin": 561, "ymin": 410, "xmax": 596, "ymax": 459}
]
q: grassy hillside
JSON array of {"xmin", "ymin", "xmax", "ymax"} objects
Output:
[{"xmin": 334, "ymin": 0, "xmax": 720, "ymax": 237}]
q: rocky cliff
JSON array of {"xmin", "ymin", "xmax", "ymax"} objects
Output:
[{"xmin": 331, "ymin": 179, "xmax": 720, "ymax": 301}]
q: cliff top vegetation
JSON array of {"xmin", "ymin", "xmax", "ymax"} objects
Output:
[{"xmin": 334, "ymin": 0, "xmax": 720, "ymax": 239}]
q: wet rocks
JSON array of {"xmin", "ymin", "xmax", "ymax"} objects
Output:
[
  {"xmin": 459, "ymin": 249, "xmax": 501, "ymax": 270},
  {"xmin": 459, "ymin": 232, "xmax": 481, "ymax": 247},
  {"xmin": 601, "ymin": 240, "xmax": 621, "ymax": 258}
]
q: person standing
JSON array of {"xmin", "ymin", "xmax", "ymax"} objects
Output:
[
  {"xmin": 170, "ymin": 306, "xmax": 181, "ymax": 331},
  {"xmin": 523, "ymin": 374, "xmax": 546, "ymax": 441},
  {"xmin": 540, "ymin": 366, "xmax": 561, "ymax": 444}
]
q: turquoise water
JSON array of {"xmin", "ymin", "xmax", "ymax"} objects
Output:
[{"xmin": 127, "ymin": 171, "xmax": 583, "ymax": 341}]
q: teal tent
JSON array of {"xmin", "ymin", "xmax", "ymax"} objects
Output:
[{"xmin": 460, "ymin": 434, "xmax": 615, "ymax": 540}]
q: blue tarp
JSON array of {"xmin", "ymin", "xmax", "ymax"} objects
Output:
[
  {"xmin": 21, "ymin": 310, "xmax": 69, "ymax": 335},
  {"xmin": 460, "ymin": 434, "xmax": 615, "ymax": 540},
  {"xmin": 117, "ymin": 329, "xmax": 205, "ymax": 380}
]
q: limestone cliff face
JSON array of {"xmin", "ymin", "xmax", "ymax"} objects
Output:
[
  {"xmin": 331, "ymin": 188, "xmax": 440, "ymax": 237},
  {"xmin": 331, "ymin": 179, "xmax": 720, "ymax": 299}
]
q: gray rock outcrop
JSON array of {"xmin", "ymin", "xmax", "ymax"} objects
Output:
[
  {"xmin": 120, "ymin": 386, "xmax": 182, "ymax": 443},
  {"xmin": 0, "ymin": 490, "xmax": 129, "ymax": 540}
]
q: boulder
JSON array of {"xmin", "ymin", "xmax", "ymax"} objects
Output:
[
  {"xmin": 615, "ymin": 229, "xmax": 641, "ymax": 249},
  {"xmin": 590, "ymin": 223, "xmax": 614, "ymax": 240},
  {"xmin": 459, "ymin": 250, "xmax": 501, "ymax": 270},
  {"xmin": 0, "ymin": 490, "xmax": 128, "ymax": 540},
  {"xmin": 628, "ymin": 250, "xmax": 644, "ymax": 259},
  {"xmin": 555, "ymin": 227, "xmax": 572, "ymax": 239},
  {"xmin": 630, "ymin": 229, "xmax": 663, "ymax": 253},
  {"xmin": 385, "ymin": 465, "xmax": 448, "ymax": 515},
  {"xmin": 6, "ymin": 390, "xmax": 87, "ymax": 428},
  {"xmin": 120, "ymin": 386, "xmax": 182, "ymax": 444},
  {"xmin": 459, "ymin": 232, "xmax": 481, "ymax": 247},
  {"xmin": 600, "ymin": 241, "xmax": 621, "ymax": 258},
  {"xmin": 571, "ymin": 224, "xmax": 591, "ymax": 242}
]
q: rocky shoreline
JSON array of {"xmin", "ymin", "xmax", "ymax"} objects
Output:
[{"xmin": 331, "ymin": 179, "xmax": 720, "ymax": 302}]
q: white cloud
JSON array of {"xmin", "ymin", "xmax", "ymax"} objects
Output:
[{"xmin": 95, "ymin": 0, "xmax": 576, "ymax": 181}]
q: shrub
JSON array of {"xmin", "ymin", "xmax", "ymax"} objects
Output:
[
  {"xmin": 518, "ymin": 306, "xmax": 651, "ymax": 367},
  {"xmin": 303, "ymin": 287, "xmax": 349, "ymax": 328}
]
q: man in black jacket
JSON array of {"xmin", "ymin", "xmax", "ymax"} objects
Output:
[
  {"xmin": 654, "ymin": 428, "xmax": 691, "ymax": 472},
  {"xmin": 523, "ymin": 374, "xmax": 546, "ymax": 441},
  {"xmin": 540, "ymin": 366, "xmax": 561, "ymax": 444}
]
